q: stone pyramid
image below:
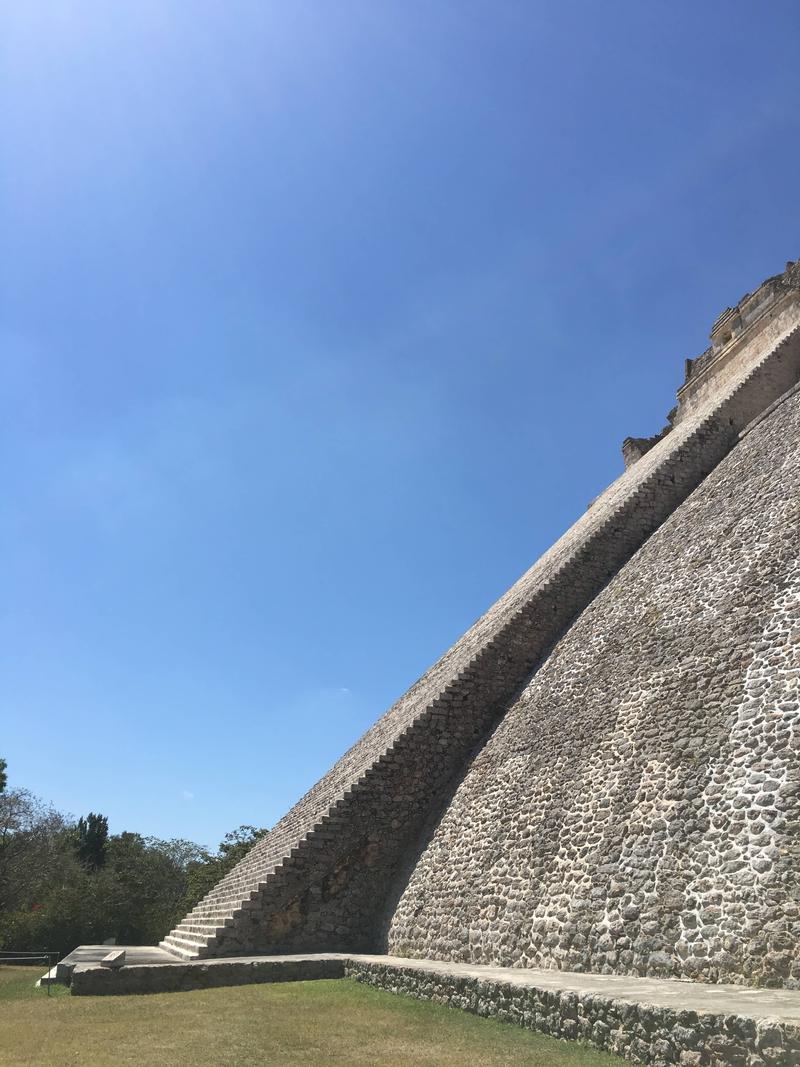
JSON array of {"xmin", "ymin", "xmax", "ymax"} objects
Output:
[{"xmin": 162, "ymin": 261, "xmax": 800, "ymax": 988}]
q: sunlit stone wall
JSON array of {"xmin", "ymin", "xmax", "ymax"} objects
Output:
[{"xmin": 386, "ymin": 387, "xmax": 800, "ymax": 987}]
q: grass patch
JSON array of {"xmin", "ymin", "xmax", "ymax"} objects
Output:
[
  {"xmin": 0, "ymin": 965, "xmax": 622, "ymax": 1066},
  {"xmin": 0, "ymin": 964, "xmax": 69, "ymax": 1001}
]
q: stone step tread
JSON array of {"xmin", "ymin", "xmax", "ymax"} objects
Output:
[
  {"xmin": 188, "ymin": 904, "xmax": 251, "ymax": 918},
  {"xmin": 158, "ymin": 940, "xmax": 199, "ymax": 961},
  {"xmin": 176, "ymin": 919, "xmax": 233, "ymax": 932},
  {"xmin": 163, "ymin": 933, "xmax": 214, "ymax": 952},
  {"xmin": 173, "ymin": 921, "xmax": 227, "ymax": 930}
]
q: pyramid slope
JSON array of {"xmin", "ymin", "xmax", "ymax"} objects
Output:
[
  {"xmin": 387, "ymin": 382, "xmax": 800, "ymax": 987},
  {"xmin": 162, "ymin": 262, "xmax": 800, "ymax": 978}
]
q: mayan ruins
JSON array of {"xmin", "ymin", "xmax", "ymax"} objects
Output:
[
  {"xmin": 66, "ymin": 261, "xmax": 800, "ymax": 1064},
  {"xmin": 154, "ymin": 257, "xmax": 800, "ymax": 974}
]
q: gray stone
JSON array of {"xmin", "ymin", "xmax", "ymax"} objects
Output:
[{"xmin": 100, "ymin": 950, "xmax": 126, "ymax": 969}]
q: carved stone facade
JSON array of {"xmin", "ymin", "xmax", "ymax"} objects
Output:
[{"xmin": 162, "ymin": 261, "xmax": 800, "ymax": 992}]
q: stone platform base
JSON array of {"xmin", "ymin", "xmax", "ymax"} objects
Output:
[
  {"xmin": 70, "ymin": 952, "xmax": 344, "ymax": 995},
  {"xmin": 67, "ymin": 949, "xmax": 800, "ymax": 1066}
]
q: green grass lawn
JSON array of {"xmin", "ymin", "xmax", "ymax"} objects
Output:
[{"xmin": 0, "ymin": 965, "xmax": 622, "ymax": 1066}]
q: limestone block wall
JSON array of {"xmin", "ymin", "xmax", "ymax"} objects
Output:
[
  {"xmin": 385, "ymin": 383, "xmax": 800, "ymax": 987},
  {"xmin": 163, "ymin": 303, "xmax": 800, "ymax": 964}
]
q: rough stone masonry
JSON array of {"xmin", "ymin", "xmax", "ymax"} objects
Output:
[{"xmin": 162, "ymin": 261, "xmax": 800, "ymax": 993}]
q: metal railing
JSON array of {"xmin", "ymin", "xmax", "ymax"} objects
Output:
[{"xmin": 0, "ymin": 950, "xmax": 59, "ymax": 996}]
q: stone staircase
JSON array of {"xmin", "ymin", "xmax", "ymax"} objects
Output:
[
  {"xmin": 160, "ymin": 837, "xmax": 303, "ymax": 959},
  {"xmin": 160, "ymin": 704, "xmax": 477, "ymax": 960},
  {"xmin": 160, "ymin": 760, "xmax": 408, "ymax": 960}
]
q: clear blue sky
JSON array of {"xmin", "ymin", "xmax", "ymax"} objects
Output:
[{"xmin": 2, "ymin": 1, "xmax": 799, "ymax": 849}]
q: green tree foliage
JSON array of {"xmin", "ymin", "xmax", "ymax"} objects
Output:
[
  {"xmin": 0, "ymin": 758, "xmax": 7, "ymax": 793},
  {"xmin": 75, "ymin": 812, "xmax": 109, "ymax": 871},
  {"xmin": 0, "ymin": 785, "xmax": 69, "ymax": 914},
  {"xmin": 0, "ymin": 758, "xmax": 267, "ymax": 958}
]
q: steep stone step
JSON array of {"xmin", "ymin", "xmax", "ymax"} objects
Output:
[
  {"xmin": 160, "ymin": 933, "xmax": 213, "ymax": 959},
  {"xmin": 189, "ymin": 897, "xmax": 257, "ymax": 916},
  {"xmin": 175, "ymin": 919, "xmax": 233, "ymax": 936},
  {"xmin": 165, "ymin": 931, "xmax": 215, "ymax": 951},
  {"xmin": 158, "ymin": 940, "xmax": 200, "ymax": 961}
]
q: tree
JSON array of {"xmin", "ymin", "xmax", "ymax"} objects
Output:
[
  {"xmin": 0, "ymin": 762, "xmax": 266, "ymax": 956},
  {"xmin": 0, "ymin": 786, "xmax": 70, "ymax": 913},
  {"xmin": 102, "ymin": 833, "xmax": 207, "ymax": 943},
  {"xmin": 0, "ymin": 828, "xmax": 208, "ymax": 956},
  {"xmin": 75, "ymin": 813, "xmax": 109, "ymax": 871},
  {"xmin": 0, "ymin": 781, "xmax": 78, "ymax": 954},
  {"xmin": 0, "ymin": 758, "xmax": 7, "ymax": 793}
]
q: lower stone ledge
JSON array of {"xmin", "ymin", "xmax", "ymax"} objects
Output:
[
  {"xmin": 70, "ymin": 956, "xmax": 344, "ymax": 996},
  {"xmin": 344, "ymin": 961, "xmax": 800, "ymax": 1067}
]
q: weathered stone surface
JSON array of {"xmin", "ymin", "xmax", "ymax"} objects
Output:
[
  {"xmin": 386, "ymin": 380, "xmax": 800, "ymax": 987},
  {"xmin": 70, "ymin": 955, "xmax": 344, "ymax": 995},
  {"xmin": 100, "ymin": 949, "xmax": 126, "ymax": 969}
]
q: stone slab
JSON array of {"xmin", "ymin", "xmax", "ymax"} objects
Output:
[
  {"xmin": 35, "ymin": 966, "xmax": 60, "ymax": 988},
  {"xmin": 61, "ymin": 944, "xmax": 178, "ymax": 968},
  {"xmin": 42, "ymin": 944, "xmax": 180, "ymax": 986},
  {"xmin": 70, "ymin": 953, "xmax": 345, "ymax": 995},
  {"xmin": 100, "ymin": 949, "xmax": 126, "ymax": 969}
]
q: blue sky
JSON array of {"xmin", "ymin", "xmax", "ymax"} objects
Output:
[{"xmin": 2, "ymin": 1, "xmax": 799, "ymax": 849}]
